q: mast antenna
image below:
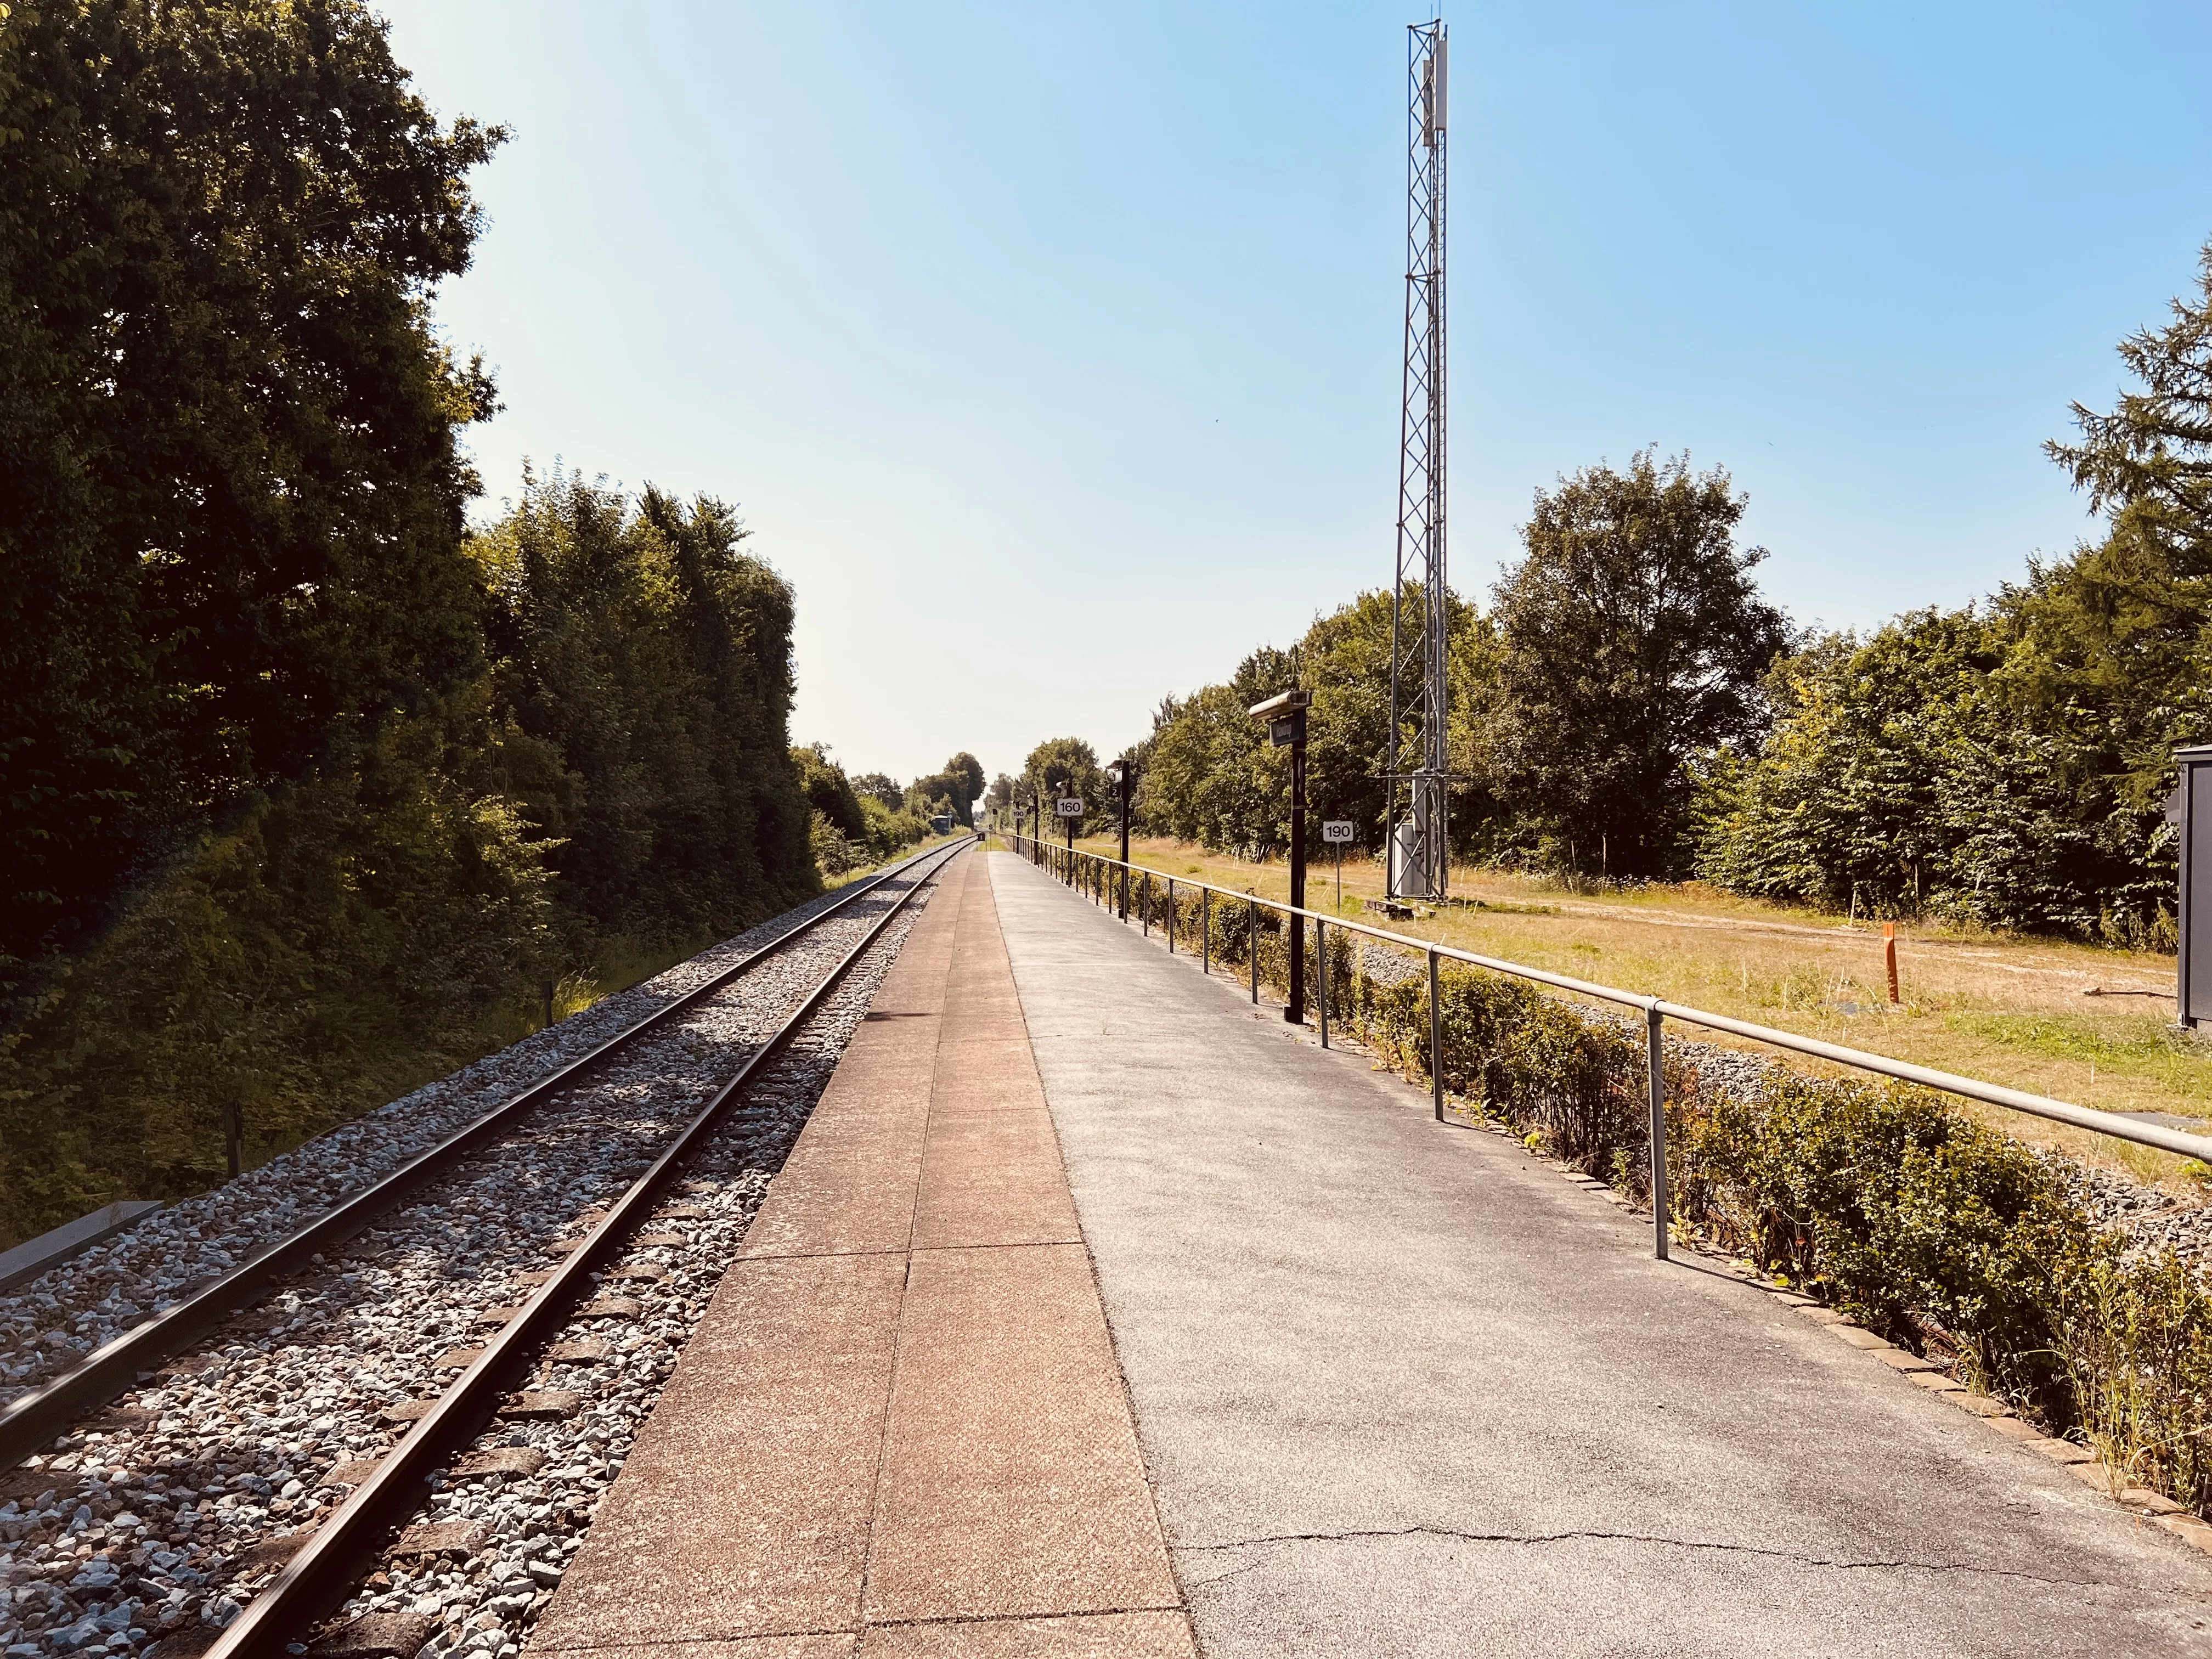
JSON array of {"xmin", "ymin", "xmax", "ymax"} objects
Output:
[{"xmin": 1387, "ymin": 18, "xmax": 1448, "ymax": 901}]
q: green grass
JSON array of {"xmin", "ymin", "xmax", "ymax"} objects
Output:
[{"xmin": 1941, "ymin": 1011, "xmax": 2212, "ymax": 1109}]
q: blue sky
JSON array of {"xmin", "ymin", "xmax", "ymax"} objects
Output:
[{"xmin": 377, "ymin": 1, "xmax": 2212, "ymax": 788}]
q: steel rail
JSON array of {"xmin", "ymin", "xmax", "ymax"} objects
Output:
[
  {"xmin": 0, "ymin": 840, "xmax": 961, "ymax": 1471},
  {"xmin": 204, "ymin": 838, "xmax": 967, "ymax": 1658},
  {"xmin": 1006, "ymin": 833, "xmax": 2212, "ymax": 1167}
]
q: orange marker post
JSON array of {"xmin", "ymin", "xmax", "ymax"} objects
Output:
[{"xmin": 1883, "ymin": 921, "xmax": 1900, "ymax": 1006}]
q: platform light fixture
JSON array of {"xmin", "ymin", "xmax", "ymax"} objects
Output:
[
  {"xmin": 1248, "ymin": 690, "xmax": 1312, "ymax": 1024},
  {"xmin": 1107, "ymin": 756, "xmax": 1135, "ymax": 919}
]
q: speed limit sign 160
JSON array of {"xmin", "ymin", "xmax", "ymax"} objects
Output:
[
  {"xmin": 1322, "ymin": 821, "xmax": 1356, "ymax": 844},
  {"xmin": 1055, "ymin": 798, "xmax": 1084, "ymax": 817}
]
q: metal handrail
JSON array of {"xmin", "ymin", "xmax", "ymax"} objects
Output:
[{"xmin": 1001, "ymin": 832, "xmax": 2212, "ymax": 1257}]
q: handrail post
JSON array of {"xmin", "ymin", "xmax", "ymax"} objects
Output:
[
  {"xmin": 1167, "ymin": 879, "xmax": 1175, "ymax": 953},
  {"xmin": 1201, "ymin": 888, "xmax": 1211, "ymax": 974},
  {"xmin": 1249, "ymin": 899, "xmax": 1259, "ymax": 1004},
  {"xmin": 1429, "ymin": 947, "xmax": 1444, "ymax": 1122},
  {"xmin": 1319, "ymin": 921, "xmax": 1330, "ymax": 1048},
  {"xmin": 1143, "ymin": 875, "xmax": 1150, "ymax": 936},
  {"xmin": 1647, "ymin": 1003, "xmax": 1670, "ymax": 1261}
]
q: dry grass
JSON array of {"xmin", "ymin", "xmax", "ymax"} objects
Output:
[{"xmin": 1074, "ymin": 834, "xmax": 2210, "ymax": 1192}]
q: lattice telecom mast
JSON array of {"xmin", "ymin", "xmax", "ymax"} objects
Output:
[{"xmin": 1387, "ymin": 18, "xmax": 1448, "ymax": 901}]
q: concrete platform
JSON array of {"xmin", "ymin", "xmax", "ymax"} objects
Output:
[
  {"xmin": 990, "ymin": 851, "xmax": 2212, "ymax": 1658},
  {"xmin": 531, "ymin": 850, "xmax": 1194, "ymax": 1657}
]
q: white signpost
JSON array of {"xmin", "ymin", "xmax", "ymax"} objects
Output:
[
  {"xmin": 1322, "ymin": 821, "xmax": 1355, "ymax": 907},
  {"xmin": 1052, "ymin": 795, "xmax": 1083, "ymax": 855}
]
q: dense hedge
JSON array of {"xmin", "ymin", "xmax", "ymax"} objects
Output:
[
  {"xmin": 0, "ymin": 481, "xmax": 817, "ymax": 1246},
  {"xmin": 0, "ymin": 3, "xmax": 834, "ymax": 1246},
  {"xmin": 1062, "ymin": 852, "xmax": 2212, "ymax": 1515}
]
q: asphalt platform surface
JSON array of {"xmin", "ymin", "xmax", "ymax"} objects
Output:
[{"xmin": 990, "ymin": 850, "xmax": 2212, "ymax": 1658}]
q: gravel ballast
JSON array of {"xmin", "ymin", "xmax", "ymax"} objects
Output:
[
  {"xmin": 0, "ymin": 856, "xmax": 950, "ymax": 1657},
  {"xmin": 0, "ymin": 867, "xmax": 911, "ymax": 1403}
]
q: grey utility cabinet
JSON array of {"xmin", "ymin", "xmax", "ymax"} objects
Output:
[{"xmin": 2176, "ymin": 745, "xmax": 2212, "ymax": 1027}]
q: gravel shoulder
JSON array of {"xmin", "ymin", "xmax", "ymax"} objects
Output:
[
  {"xmin": 0, "ymin": 858, "xmax": 950, "ymax": 1658},
  {"xmin": 0, "ymin": 873, "xmax": 892, "ymax": 1404}
]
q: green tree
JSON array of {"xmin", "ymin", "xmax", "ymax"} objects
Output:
[
  {"xmin": 0, "ymin": 0, "xmax": 505, "ymax": 1007},
  {"xmin": 1696, "ymin": 238, "xmax": 2212, "ymax": 938},
  {"xmin": 901, "ymin": 751, "xmax": 986, "ymax": 827},
  {"xmin": 1130, "ymin": 589, "xmax": 1497, "ymax": 859},
  {"xmin": 791, "ymin": 744, "xmax": 870, "ymax": 843},
  {"xmin": 2047, "ymin": 237, "xmax": 2212, "ymax": 575},
  {"xmin": 1695, "ymin": 608, "xmax": 2177, "ymax": 937},
  {"xmin": 473, "ymin": 471, "xmax": 813, "ymax": 943},
  {"xmin": 1023, "ymin": 737, "xmax": 1107, "ymax": 835},
  {"xmin": 1133, "ymin": 650, "xmax": 1299, "ymax": 853},
  {"xmin": 1, "ymin": 461, "xmax": 821, "ymax": 1248},
  {"xmin": 944, "ymin": 751, "xmax": 986, "ymax": 822},
  {"xmin": 851, "ymin": 772, "xmax": 905, "ymax": 811},
  {"xmin": 2006, "ymin": 237, "xmax": 2212, "ymax": 807},
  {"xmin": 1480, "ymin": 451, "xmax": 1791, "ymax": 876}
]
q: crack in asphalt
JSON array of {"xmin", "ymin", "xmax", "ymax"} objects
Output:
[{"xmin": 1178, "ymin": 1526, "xmax": 2150, "ymax": 1593}]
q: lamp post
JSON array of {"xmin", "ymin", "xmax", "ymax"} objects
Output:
[
  {"xmin": 1107, "ymin": 757, "xmax": 1133, "ymax": 919},
  {"xmin": 1249, "ymin": 690, "xmax": 1312, "ymax": 1024}
]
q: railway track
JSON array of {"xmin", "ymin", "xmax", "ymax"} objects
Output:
[{"xmin": 0, "ymin": 839, "xmax": 967, "ymax": 1657}]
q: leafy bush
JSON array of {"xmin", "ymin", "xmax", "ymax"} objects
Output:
[
  {"xmin": 1692, "ymin": 611, "xmax": 2181, "ymax": 938},
  {"xmin": 0, "ymin": 699, "xmax": 561, "ymax": 1226}
]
